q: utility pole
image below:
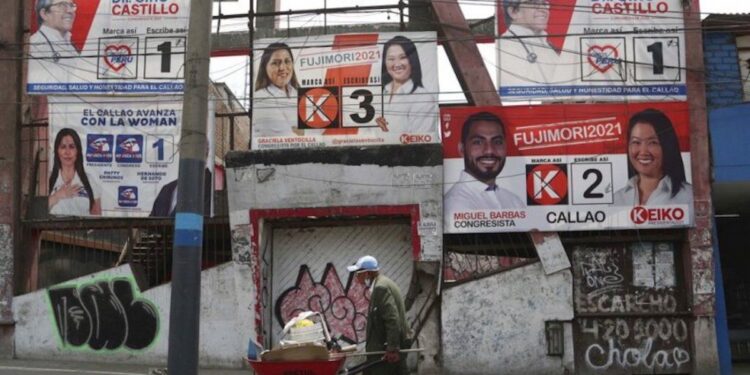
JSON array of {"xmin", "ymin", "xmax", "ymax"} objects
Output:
[
  {"xmin": 166, "ymin": 0, "xmax": 212, "ymax": 372},
  {"xmin": 0, "ymin": 0, "xmax": 23, "ymax": 358}
]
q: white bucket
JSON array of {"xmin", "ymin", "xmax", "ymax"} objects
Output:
[{"xmin": 288, "ymin": 322, "xmax": 325, "ymax": 343}]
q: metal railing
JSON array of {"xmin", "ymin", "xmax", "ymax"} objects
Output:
[{"xmin": 25, "ymin": 218, "xmax": 233, "ymax": 293}]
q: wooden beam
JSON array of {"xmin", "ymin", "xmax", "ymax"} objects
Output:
[
  {"xmin": 432, "ymin": 0, "xmax": 498, "ymax": 106},
  {"xmin": 432, "ymin": 0, "xmax": 567, "ymax": 261},
  {"xmin": 210, "ymin": 18, "xmax": 495, "ymax": 56},
  {"xmin": 40, "ymin": 231, "xmax": 124, "ymax": 253}
]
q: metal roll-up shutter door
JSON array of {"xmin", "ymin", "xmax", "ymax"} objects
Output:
[{"xmin": 270, "ymin": 223, "xmax": 413, "ymax": 344}]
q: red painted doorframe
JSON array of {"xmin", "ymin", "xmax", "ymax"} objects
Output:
[{"xmin": 247, "ymin": 204, "xmax": 421, "ymax": 343}]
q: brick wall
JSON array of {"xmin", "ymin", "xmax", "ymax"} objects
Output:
[{"xmin": 704, "ymin": 31, "xmax": 744, "ymax": 108}]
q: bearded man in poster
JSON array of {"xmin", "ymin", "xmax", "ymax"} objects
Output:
[{"xmin": 444, "ymin": 112, "xmax": 525, "ymax": 215}]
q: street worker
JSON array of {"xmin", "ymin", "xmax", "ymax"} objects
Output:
[{"xmin": 348, "ymin": 255, "xmax": 410, "ymax": 375}]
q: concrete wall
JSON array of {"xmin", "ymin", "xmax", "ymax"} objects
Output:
[
  {"xmin": 225, "ymin": 144, "xmax": 443, "ymax": 368},
  {"xmin": 441, "ymin": 262, "xmax": 574, "ymax": 375},
  {"xmin": 225, "ymin": 144, "xmax": 444, "ymax": 261},
  {"xmin": 13, "ymin": 263, "xmax": 250, "ymax": 368}
]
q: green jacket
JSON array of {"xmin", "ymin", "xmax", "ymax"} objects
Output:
[{"xmin": 365, "ymin": 274, "xmax": 409, "ymax": 375}]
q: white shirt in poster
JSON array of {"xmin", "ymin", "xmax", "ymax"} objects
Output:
[
  {"xmin": 613, "ymin": 175, "xmax": 693, "ymax": 207},
  {"xmin": 49, "ymin": 171, "xmax": 101, "ymax": 216},
  {"xmin": 444, "ymin": 170, "xmax": 526, "ymax": 214},
  {"xmin": 253, "ymin": 84, "xmax": 299, "ymax": 137},
  {"xmin": 499, "ymin": 25, "xmax": 561, "ymax": 87},
  {"xmin": 382, "ymin": 79, "xmax": 438, "ymax": 135},
  {"xmin": 28, "ymin": 24, "xmax": 80, "ymax": 84}
]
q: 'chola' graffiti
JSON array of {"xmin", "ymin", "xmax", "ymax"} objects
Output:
[
  {"xmin": 48, "ymin": 278, "xmax": 159, "ymax": 350},
  {"xmin": 585, "ymin": 338, "xmax": 690, "ymax": 370},
  {"xmin": 276, "ymin": 263, "xmax": 370, "ymax": 343}
]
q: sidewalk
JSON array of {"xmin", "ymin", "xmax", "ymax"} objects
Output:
[
  {"xmin": 3, "ymin": 358, "xmax": 748, "ymax": 374},
  {"xmin": 737, "ymin": 362, "xmax": 750, "ymax": 375},
  {"xmin": 0, "ymin": 359, "xmax": 250, "ymax": 375}
]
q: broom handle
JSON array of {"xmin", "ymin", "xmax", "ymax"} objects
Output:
[{"xmin": 345, "ymin": 348, "xmax": 424, "ymax": 357}]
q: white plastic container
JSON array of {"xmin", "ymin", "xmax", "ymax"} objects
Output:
[{"xmin": 288, "ymin": 322, "xmax": 325, "ymax": 343}]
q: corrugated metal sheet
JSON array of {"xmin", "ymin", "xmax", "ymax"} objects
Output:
[{"xmin": 270, "ymin": 223, "xmax": 413, "ymax": 343}]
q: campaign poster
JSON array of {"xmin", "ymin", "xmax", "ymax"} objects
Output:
[
  {"xmin": 27, "ymin": 0, "xmax": 189, "ymax": 94},
  {"xmin": 442, "ymin": 102, "xmax": 693, "ymax": 233},
  {"xmin": 48, "ymin": 96, "xmax": 214, "ymax": 217},
  {"xmin": 251, "ymin": 32, "xmax": 439, "ymax": 149},
  {"xmin": 496, "ymin": 0, "xmax": 686, "ymax": 101}
]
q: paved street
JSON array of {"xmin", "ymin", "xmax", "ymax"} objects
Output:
[{"xmin": 0, "ymin": 359, "xmax": 250, "ymax": 375}]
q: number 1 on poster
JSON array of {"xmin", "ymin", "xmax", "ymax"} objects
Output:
[{"xmin": 147, "ymin": 135, "xmax": 175, "ymax": 163}]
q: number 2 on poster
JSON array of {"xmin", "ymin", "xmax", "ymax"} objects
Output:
[{"xmin": 571, "ymin": 163, "xmax": 613, "ymax": 205}]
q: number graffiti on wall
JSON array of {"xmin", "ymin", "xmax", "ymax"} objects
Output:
[
  {"xmin": 572, "ymin": 245, "xmax": 691, "ymax": 374},
  {"xmin": 275, "ymin": 263, "xmax": 370, "ymax": 343},
  {"xmin": 48, "ymin": 278, "xmax": 159, "ymax": 350}
]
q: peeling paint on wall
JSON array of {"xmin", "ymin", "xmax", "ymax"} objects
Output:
[
  {"xmin": 691, "ymin": 244, "xmax": 715, "ymax": 315},
  {"xmin": 443, "ymin": 253, "xmax": 524, "ymax": 282},
  {"xmin": 231, "ymin": 224, "xmax": 252, "ymax": 266},
  {"xmin": 0, "ymin": 224, "xmax": 13, "ymax": 322},
  {"xmin": 442, "ymin": 262, "xmax": 573, "ymax": 375}
]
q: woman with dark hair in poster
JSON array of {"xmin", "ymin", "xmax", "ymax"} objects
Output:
[
  {"xmin": 253, "ymin": 42, "xmax": 301, "ymax": 137},
  {"xmin": 613, "ymin": 108, "xmax": 692, "ymax": 207},
  {"xmin": 48, "ymin": 128, "xmax": 102, "ymax": 216},
  {"xmin": 376, "ymin": 35, "xmax": 437, "ymax": 135}
]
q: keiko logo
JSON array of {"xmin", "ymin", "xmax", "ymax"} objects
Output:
[
  {"xmin": 630, "ymin": 206, "xmax": 685, "ymax": 224},
  {"xmin": 399, "ymin": 134, "xmax": 433, "ymax": 144}
]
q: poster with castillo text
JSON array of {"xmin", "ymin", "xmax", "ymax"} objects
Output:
[
  {"xmin": 27, "ymin": 0, "xmax": 189, "ymax": 94},
  {"xmin": 48, "ymin": 96, "xmax": 214, "ymax": 217},
  {"xmin": 251, "ymin": 32, "xmax": 439, "ymax": 149},
  {"xmin": 442, "ymin": 102, "xmax": 693, "ymax": 233},
  {"xmin": 496, "ymin": 0, "xmax": 686, "ymax": 101}
]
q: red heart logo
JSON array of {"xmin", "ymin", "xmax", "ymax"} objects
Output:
[
  {"xmin": 104, "ymin": 45, "xmax": 133, "ymax": 72},
  {"xmin": 587, "ymin": 45, "xmax": 619, "ymax": 73}
]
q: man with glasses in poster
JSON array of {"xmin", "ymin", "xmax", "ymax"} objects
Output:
[
  {"xmin": 499, "ymin": 0, "xmax": 562, "ymax": 88},
  {"xmin": 29, "ymin": 0, "xmax": 80, "ymax": 83}
]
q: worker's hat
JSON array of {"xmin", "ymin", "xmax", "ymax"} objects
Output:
[{"xmin": 347, "ymin": 255, "xmax": 379, "ymax": 273}]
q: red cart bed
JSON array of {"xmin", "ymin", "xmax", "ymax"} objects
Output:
[{"xmin": 247, "ymin": 357, "xmax": 345, "ymax": 375}]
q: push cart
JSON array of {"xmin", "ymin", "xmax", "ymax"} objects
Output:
[
  {"xmin": 247, "ymin": 311, "xmax": 347, "ymax": 375},
  {"xmin": 247, "ymin": 357, "xmax": 346, "ymax": 375},
  {"xmin": 246, "ymin": 311, "xmax": 421, "ymax": 375}
]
